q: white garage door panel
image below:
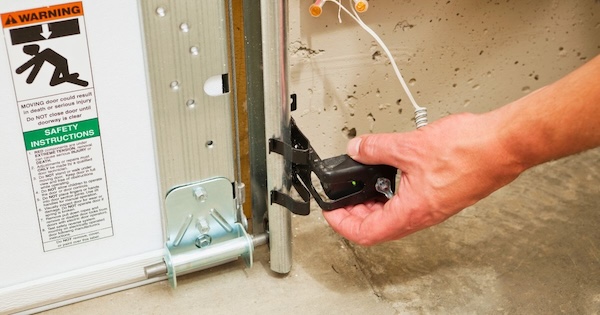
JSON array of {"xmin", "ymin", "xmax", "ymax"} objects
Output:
[{"xmin": 0, "ymin": 0, "xmax": 163, "ymax": 311}]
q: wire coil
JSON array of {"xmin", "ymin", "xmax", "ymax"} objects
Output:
[{"xmin": 414, "ymin": 107, "xmax": 428, "ymax": 129}]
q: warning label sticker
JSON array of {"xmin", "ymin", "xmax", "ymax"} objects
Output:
[{"xmin": 2, "ymin": 2, "xmax": 113, "ymax": 251}]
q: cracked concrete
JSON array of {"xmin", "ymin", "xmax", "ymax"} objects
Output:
[
  {"xmin": 289, "ymin": 41, "xmax": 325, "ymax": 59},
  {"xmin": 349, "ymin": 150, "xmax": 600, "ymax": 314},
  {"xmin": 44, "ymin": 148, "xmax": 600, "ymax": 314}
]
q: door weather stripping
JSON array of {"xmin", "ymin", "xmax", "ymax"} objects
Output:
[{"xmin": 144, "ymin": 177, "xmax": 267, "ymax": 287}]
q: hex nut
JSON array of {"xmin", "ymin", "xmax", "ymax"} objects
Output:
[
  {"xmin": 195, "ymin": 234, "xmax": 212, "ymax": 248},
  {"xmin": 193, "ymin": 187, "xmax": 207, "ymax": 201}
]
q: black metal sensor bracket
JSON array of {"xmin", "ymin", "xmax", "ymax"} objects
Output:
[{"xmin": 269, "ymin": 117, "xmax": 397, "ymax": 215}]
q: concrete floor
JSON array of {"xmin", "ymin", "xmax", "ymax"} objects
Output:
[{"xmin": 43, "ymin": 148, "xmax": 600, "ymax": 314}]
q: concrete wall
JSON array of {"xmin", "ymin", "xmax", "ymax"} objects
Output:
[{"xmin": 288, "ymin": 0, "xmax": 599, "ymax": 158}]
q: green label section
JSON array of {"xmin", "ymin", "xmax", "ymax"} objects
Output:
[{"xmin": 23, "ymin": 118, "xmax": 100, "ymax": 150}]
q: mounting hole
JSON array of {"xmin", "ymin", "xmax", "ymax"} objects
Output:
[
  {"xmin": 169, "ymin": 81, "xmax": 180, "ymax": 91},
  {"xmin": 205, "ymin": 140, "xmax": 214, "ymax": 149},
  {"xmin": 190, "ymin": 46, "xmax": 199, "ymax": 56},
  {"xmin": 180, "ymin": 23, "xmax": 190, "ymax": 33},
  {"xmin": 186, "ymin": 99, "xmax": 196, "ymax": 108},
  {"xmin": 155, "ymin": 7, "xmax": 166, "ymax": 17}
]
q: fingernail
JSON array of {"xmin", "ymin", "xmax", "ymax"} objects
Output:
[{"xmin": 347, "ymin": 137, "xmax": 362, "ymax": 157}]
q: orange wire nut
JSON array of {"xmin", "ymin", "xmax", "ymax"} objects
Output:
[
  {"xmin": 309, "ymin": 0, "xmax": 325, "ymax": 17},
  {"xmin": 353, "ymin": 0, "xmax": 368, "ymax": 13}
]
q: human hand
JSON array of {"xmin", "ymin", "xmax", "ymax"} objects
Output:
[{"xmin": 322, "ymin": 112, "xmax": 526, "ymax": 245}]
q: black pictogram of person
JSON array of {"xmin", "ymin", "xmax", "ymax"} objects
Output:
[{"xmin": 16, "ymin": 44, "xmax": 88, "ymax": 87}]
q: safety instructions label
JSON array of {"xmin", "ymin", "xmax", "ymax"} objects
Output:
[{"xmin": 2, "ymin": 2, "xmax": 113, "ymax": 251}]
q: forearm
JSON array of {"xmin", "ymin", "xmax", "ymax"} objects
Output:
[
  {"xmin": 493, "ymin": 54, "xmax": 600, "ymax": 170},
  {"xmin": 324, "ymin": 55, "xmax": 600, "ymax": 245}
]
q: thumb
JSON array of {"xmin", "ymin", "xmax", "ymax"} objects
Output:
[{"xmin": 347, "ymin": 133, "xmax": 405, "ymax": 166}]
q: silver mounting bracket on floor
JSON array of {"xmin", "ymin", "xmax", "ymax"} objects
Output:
[{"xmin": 154, "ymin": 177, "xmax": 256, "ymax": 288}]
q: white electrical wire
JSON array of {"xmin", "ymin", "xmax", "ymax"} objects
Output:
[{"xmin": 325, "ymin": 0, "xmax": 428, "ymax": 128}]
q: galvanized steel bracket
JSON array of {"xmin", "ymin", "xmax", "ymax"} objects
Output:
[{"xmin": 163, "ymin": 177, "xmax": 253, "ymax": 288}]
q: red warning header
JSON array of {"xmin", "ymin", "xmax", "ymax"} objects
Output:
[{"xmin": 2, "ymin": 2, "xmax": 83, "ymax": 28}]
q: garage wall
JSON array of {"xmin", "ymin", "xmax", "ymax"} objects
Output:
[{"xmin": 288, "ymin": 0, "xmax": 600, "ymax": 158}]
